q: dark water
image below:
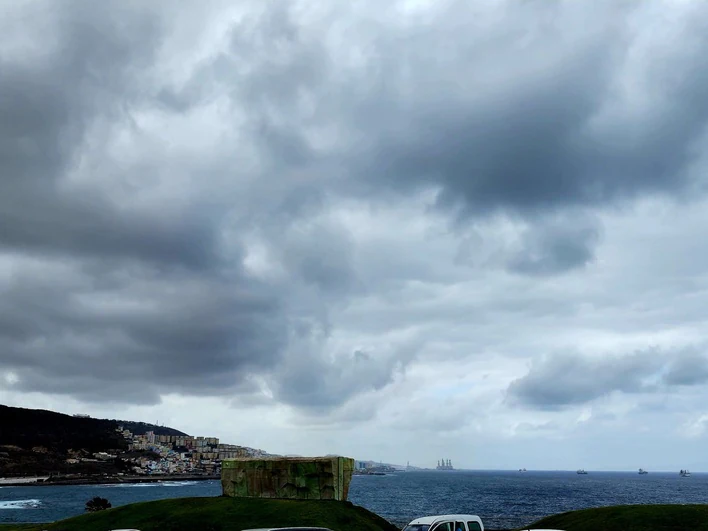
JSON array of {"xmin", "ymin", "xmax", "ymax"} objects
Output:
[
  {"xmin": 2, "ymin": 471, "xmax": 708, "ymax": 529},
  {"xmin": 349, "ymin": 471, "xmax": 708, "ymax": 529}
]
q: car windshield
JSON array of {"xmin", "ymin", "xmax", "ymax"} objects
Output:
[{"xmin": 403, "ymin": 526, "xmax": 431, "ymax": 531}]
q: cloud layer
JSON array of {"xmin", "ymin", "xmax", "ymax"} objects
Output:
[{"xmin": 3, "ymin": 0, "xmax": 708, "ymax": 468}]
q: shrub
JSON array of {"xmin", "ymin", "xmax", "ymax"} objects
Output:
[{"xmin": 85, "ymin": 496, "xmax": 112, "ymax": 512}]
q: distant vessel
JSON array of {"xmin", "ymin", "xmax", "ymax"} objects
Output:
[
  {"xmin": 680, "ymin": 469, "xmax": 691, "ymax": 477},
  {"xmin": 436, "ymin": 459, "xmax": 454, "ymax": 471},
  {"xmin": 577, "ymin": 469, "xmax": 588, "ymax": 475},
  {"xmin": 638, "ymin": 469, "xmax": 648, "ymax": 475},
  {"xmin": 519, "ymin": 468, "xmax": 527, "ymax": 473}
]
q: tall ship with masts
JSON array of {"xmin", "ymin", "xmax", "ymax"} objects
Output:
[{"xmin": 436, "ymin": 458, "xmax": 454, "ymax": 470}]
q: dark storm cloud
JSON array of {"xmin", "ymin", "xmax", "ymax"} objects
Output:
[
  {"xmin": 209, "ymin": 0, "xmax": 708, "ymax": 274},
  {"xmin": 507, "ymin": 351, "xmax": 663, "ymax": 409},
  {"xmin": 0, "ymin": 259, "xmax": 286, "ymax": 403},
  {"xmin": 352, "ymin": 2, "xmax": 708, "ymax": 215},
  {"xmin": 0, "ymin": 1, "xmax": 291, "ymax": 404},
  {"xmin": 0, "ymin": 2, "xmax": 217, "ymax": 270}
]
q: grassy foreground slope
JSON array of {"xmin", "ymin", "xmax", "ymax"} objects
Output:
[
  {"xmin": 6, "ymin": 497, "xmax": 399, "ymax": 531},
  {"xmin": 525, "ymin": 504, "xmax": 708, "ymax": 531}
]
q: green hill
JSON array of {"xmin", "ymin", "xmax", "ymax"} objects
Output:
[
  {"xmin": 0, "ymin": 497, "xmax": 400, "ymax": 531},
  {"xmin": 523, "ymin": 504, "xmax": 708, "ymax": 531}
]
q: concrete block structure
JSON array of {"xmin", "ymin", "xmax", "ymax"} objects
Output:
[{"xmin": 221, "ymin": 456, "xmax": 354, "ymax": 501}]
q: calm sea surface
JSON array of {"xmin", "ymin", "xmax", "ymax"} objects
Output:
[{"xmin": 2, "ymin": 471, "xmax": 708, "ymax": 529}]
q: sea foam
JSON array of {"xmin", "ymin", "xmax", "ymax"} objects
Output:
[{"xmin": 0, "ymin": 499, "xmax": 42, "ymax": 509}]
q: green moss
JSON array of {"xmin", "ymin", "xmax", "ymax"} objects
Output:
[
  {"xmin": 521, "ymin": 504, "xmax": 708, "ymax": 531},
  {"xmin": 8, "ymin": 496, "xmax": 399, "ymax": 531},
  {"xmin": 222, "ymin": 457, "xmax": 354, "ymax": 501}
]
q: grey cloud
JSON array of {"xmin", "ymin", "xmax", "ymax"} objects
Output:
[
  {"xmin": 270, "ymin": 329, "xmax": 420, "ymax": 409},
  {"xmin": 0, "ymin": 2, "xmax": 309, "ymax": 407},
  {"xmin": 507, "ymin": 351, "xmax": 663, "ymax": 409},
  {"xmin": 664, "ymin": 353, "xmax": 708, "ymax": 386},
  {"xmin": 0, "ymin": 2, "xmax": 215, "ymax": 270},
  {"xmin": 4, "ymin": 0, "xmax": 708, "ymax": 417},
  {"xmin": 0, "ymin": 260, "xmax": 286, "ymax": 403},
  {"xmin": 280, "ymin": 220, "xmax": 360, "ymax": 295},
  {"xmin": 355, "ymin": 2, "xmax": 708, "ymax": 215},
  {"xmin": 506, "ymin": 214, "xmax": 601, "ymax": 276},
  {"xmin": 216, "ymin": 1, "xmax": 708, "ymax": 270}
]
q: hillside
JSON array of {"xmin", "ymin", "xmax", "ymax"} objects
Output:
[
  {"xmin": 0, "ymin": 405, "xmax": 126, "ymax": 452},
  {"xmin": 524, "ymin": 504, "xmax": 708, "ymax": 531},
  {"xmin": 0, "ymin": 405, "xmax": 126, "ymax": 477},
  {"xmin": 0, "ymin": 497, "xmax": 400, "ymax": 531},
  {"xmin": 116, "ymin": 420, "xmax": 188, "ymax": 437},
  {"xmin": 0, "ymin": 405, "xmax": 187, "ymax": 477}
]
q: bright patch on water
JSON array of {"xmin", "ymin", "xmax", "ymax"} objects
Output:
[
  {"xmin": 100, "ymin": 483, "xmax": 159, "ymax": 488},
  {"xmin": 100, "ymin": 481, "xmax": 199, "ymax": 488},
  {"xmin": 161, "ymin": 481, "xmax": 198, "ymax": 487},
  {"xmin": 0, "ymin": 499, "xmax": 42, "ymax": 510}
]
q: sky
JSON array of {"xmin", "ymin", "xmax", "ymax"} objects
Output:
[{"xmin": 2, "ymin": 0, "xmax": 708, "ymax": 472}]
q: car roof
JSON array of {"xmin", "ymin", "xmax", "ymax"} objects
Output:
[{"xmin": 408, "ymin": 515, "xmax": 482, "ymax": 525}]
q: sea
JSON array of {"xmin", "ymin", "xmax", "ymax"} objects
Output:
[{"xmin": 1, "ymin": 471, "xmax": 708, "ymax": 530}]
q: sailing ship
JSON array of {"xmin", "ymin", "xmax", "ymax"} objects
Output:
[
  {"xmin": 638, "ymin": 469, "xmax": 648, "ymax": 474},
  {"xmin": 680, "ymin": 469, "xmax": 691, "ymax": 477},
  {"xmin": 576, "ymin": 469, "xmax": 588, "ymax": 474},
  {"xmin": 436, "ymin": 459, "xmax": 454, "ymax": 471}
]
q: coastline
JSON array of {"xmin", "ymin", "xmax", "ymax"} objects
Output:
[{"xmin": 0, "ymin": 473, "xmax": 219, "ymax": 487}]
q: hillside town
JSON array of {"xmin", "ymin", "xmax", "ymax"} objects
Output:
[{"xmin": 114, "ymin": 425, "xmax": 271, "ymax": 476}]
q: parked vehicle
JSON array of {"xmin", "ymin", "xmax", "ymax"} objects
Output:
[{"xmin": 403, "ymin": 514, "xmax": 484, "ymax": 531}]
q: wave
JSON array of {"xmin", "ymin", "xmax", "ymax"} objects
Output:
[
  {"xmin": 0, "ymin": 499, "xmax": 42, "ymax": 510},
  {"xmin": 101, "ymin": 480, "xmax": 199, "ymax": 488},
  {"xmin": 160, "ymin": 481, "xmax": 199, "ymax": 487},
  {"xmin": 100, "ymin": 483, "xmax": 158, "ymax": 488}
]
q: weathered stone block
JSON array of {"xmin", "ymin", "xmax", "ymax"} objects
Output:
[{"xmin": 221, "ymin": 456, "xmax": 354, "ymax": 501}]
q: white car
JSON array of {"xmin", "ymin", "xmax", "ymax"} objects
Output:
[{"xmin": 403, "ymin": 514, "xmax": 484, "ymax": 531}]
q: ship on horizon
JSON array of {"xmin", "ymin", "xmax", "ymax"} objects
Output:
[
  {"xmin": 436, "ymin": 458, "xmax": 454, "ymax": 471},
  {"xmin": 639, "ymin": 468, "xmax": 648, "ymax": 475}
]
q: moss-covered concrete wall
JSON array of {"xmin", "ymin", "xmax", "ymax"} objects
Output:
[{"xmin": 221, "ymin": 456, "xmax": 354, "ymax": 501}]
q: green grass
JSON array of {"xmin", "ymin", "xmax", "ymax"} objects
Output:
[
  {"xmin": 0, "ymin": 496, "xmax": 400, "ymax": 531},
  {"xmin": 523, "ymin": 504, "xmax": 708, "ymax": 531}
]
